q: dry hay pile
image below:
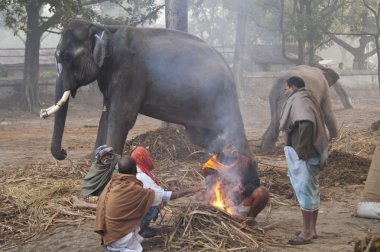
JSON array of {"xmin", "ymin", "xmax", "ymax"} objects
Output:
[
  {"xmin": 0, "ymin": 161, "xmax": 94, "ymax": 249},
  {"xmin": 165, "ymin": 204, "xmax": 282, "ymax": 251},
  {"xmin": 320, "ymin": 129, "xmax": 375, "ymax": 187},
  {"xmin": 124, "ymin": 126, "xmax": 208, "ymax": 189},
  {"xmin": 330, "ymin": 128, "xmax": 377, "ymax": 159},
  {"xmin": 320, "ymin": 150, "xmax": 371, "ymax": 186},
  {"xmin": 354, "ymin": 233, "xmax": 380, "ymax": 252},
  {"xmin": 124, "ymin": 126, "xmax": 209, "ymax": 162},
  {"xmin": 258, "ymin": 165, "xmax": 292, "ymax": 198}
]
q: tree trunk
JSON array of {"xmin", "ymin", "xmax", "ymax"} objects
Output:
[
  {"xmin": 165, "ymin": 0, "xmax": 188, "ymax": 31},
  {"xmin": 305, "ymin": 1, "xmax": 315, "ymax": 66},
  {"xmin": 330, "ymin": 34, "xmax": 375, "ymax": 70},
  {"xmin": 376, "ymin": 35, "xmax": 380, "ymax": 95},
  {"xmin": 23, "ymin": 2, "xmax": 42, "ymax": 113},
  {"xmin": 233, "ymin": 0, "xmax": 248, "ymax": 97},
  {"xmin": 332, "ymin": 81, "xmax": 353, "ymax": 109},
  {"xmin": 163, "ymin": 0, "xmax": 188, "ymax": 127}
]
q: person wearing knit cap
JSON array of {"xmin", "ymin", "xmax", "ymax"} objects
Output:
[{"xmin": 81, "ymin": 145, "xmax": 121, "ymax": 197}]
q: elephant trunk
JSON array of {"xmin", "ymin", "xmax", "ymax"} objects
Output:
[
  {"xmin": 51, "ymin": 77, "xmax": 70, "ymax": 160},
  {"xmin": 261, "ymin": 85, "xmax": 282, "ymax": 153}
]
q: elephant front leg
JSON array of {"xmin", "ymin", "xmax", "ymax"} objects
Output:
[{"xmin": 106, "ymin": 98, "xmax": 141, "ymax": 156}]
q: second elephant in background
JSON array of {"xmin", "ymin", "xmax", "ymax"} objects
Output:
[{"xmin": 261, "ymin": 65, "xmax": 339, "ymax": 153}]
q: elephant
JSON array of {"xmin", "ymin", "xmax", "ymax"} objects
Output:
[
  {"xmin": 260, "ymin": 65, "xmax": 339, "ymax": 153},
  {"xmin": 40, "ymin": 19, "xmax": 251, "ymax": 160}
]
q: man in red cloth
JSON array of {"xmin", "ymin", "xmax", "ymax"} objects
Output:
[{"xmin": 131, "ymin": 146, "xmax": 200, "ymax": 237}]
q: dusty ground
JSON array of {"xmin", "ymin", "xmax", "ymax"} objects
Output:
[{"xmin": 1, "ymin": 83, "xmax": 380, "ymax": 251}]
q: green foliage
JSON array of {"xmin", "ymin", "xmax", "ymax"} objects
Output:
[
  {"xmin": 331, "ymin": 0, "xmax": 375, "ymax": 34},
  {"xmin": 0, "ymin": 0, "xmax": 162, "ymax": 35},
  {"xmin": 189, "ymin": 0, "xmax": 280, "ymax": 46},
  {"xmin": 0, "ymin": 0, "xmax": 27, "ymax": 33},
  {"xmin": 284, "ymin": 1, "xmax": 348, "ymax": 46},
  {"xmin": 97, "ymin": 0, "xmax": 163, "ymax": 26},
  {"xmin": 189, "ymin": 0, "xmax": 236, "ymax": 45}
]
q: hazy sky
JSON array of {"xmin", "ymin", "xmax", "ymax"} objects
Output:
[{"xmin": 0, "ymin": 1, "xmax": 166, "ymax": 49}]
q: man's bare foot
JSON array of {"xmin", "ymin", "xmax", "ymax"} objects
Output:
[{"xmin": 295, "ymin": 230, "xmax": 318, "ymax": 239}]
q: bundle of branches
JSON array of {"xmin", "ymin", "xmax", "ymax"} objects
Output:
[
  {"xmin": 354, "ymin": 233, "xmax": 380, "ymax": 252},
  {"xmin": 124, "ymin": 126, "xmax": 209, "ymax": 162},
  {"xmin": 165, "ymin": 204, "xmax": 282, "ymax": 251}
]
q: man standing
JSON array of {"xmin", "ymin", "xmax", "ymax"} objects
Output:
[
  {"xmin": 202, "ymin": 137, "xmax": 269, "ymax": 222},
  {"xmin": 94, "ymin": 156, "xmax": 155, "ymax": 252},
  {"xmin": 279, "ymin": 76, "xmax": 329, "ymax": 245}
]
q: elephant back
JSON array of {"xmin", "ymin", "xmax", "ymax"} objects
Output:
[{"xmin": 278, "ymin": 65, "xmax": 330, "ymax": 103}]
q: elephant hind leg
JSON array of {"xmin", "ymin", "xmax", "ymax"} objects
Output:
[{"xmin": 185, "ymin": 126, "xmax": 218, "ymax": 151}]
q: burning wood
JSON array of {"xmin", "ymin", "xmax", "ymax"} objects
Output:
[{"xmin": 210, "ymin": 180, "xmax": 234, "ymax": 215}]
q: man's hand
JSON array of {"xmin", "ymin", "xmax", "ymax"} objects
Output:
[
  {"xmin": 186, "ymin": 186, "xmax": 206, "ymax": 194},
  {"xmin": 298, "ymin": 153, "xmax": 308, "ymax": 160},
  {"xmin": 232, "ymin": 185, "xmax": 244, "ymax": 194}
]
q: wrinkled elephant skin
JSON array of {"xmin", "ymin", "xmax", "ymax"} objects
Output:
[
  {"xmin": 261, "ymin": 65, "xmax": 339, "ymax": 153},
  {"xmin": 49, "ymin": 19, "xmax": 250, "ymax": 160}
]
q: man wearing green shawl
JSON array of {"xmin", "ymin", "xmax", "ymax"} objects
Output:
[{"xmin": 81, "ymin": 145, "xmax": 121, "ymax": 196}]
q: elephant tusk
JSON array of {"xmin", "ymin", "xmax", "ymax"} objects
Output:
[{"xmin": 40, "ymin": 90, "xmax": 71, "ymax": 118}]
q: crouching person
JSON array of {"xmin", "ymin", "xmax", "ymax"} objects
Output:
[
  {"xmin": 202, "ymin": 137, "xmax": 269, "ymax": 223},
  {"xmin": 94, "ymin": 156, "xmax": 157, "ymax": 252},
  {"xmin": 131, "ymin": 146, "xmax": 201, "ymax": 237}
]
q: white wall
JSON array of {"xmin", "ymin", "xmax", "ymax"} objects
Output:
[{"xmin": 0, "ymin": 28, "xmax": 60, "ymax": 48}]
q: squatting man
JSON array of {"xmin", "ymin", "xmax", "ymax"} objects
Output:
[{"xmin": 201, "ymin": 136, "xmax": 269, "ymax": 223}]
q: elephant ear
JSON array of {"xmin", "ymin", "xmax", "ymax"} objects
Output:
[
  {"xmin": 322, "ymin": 68, "xmax": 340, "ymax": 86},
  {"xmin": 316, "ymin": 64, "xmax": 340, "ymax": 86},
  {"xmin": 90, "ymin": 26, "xmax": 112, "ymax": 67}
]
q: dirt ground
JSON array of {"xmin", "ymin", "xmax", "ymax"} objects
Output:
[{"xmin": 1, "ymin": 82, "xmax": 380, "ymax": 251}]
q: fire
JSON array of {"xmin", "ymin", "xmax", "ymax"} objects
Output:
[{"xmin": 210, "ymin": 180, "xmax": 233, "ymax": 215}]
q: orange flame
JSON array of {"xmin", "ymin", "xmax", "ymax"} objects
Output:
[{"xmin": 210, "ymin": 181, "xmax": 233, "ymax": 215}]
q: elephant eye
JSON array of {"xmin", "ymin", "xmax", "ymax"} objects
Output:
[{"xmin": 59, "ymin": 51, "xmax": 73, "ymax": 64}]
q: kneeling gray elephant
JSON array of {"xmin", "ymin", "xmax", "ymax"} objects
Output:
[{"xmin": 261, "ymin": 65, "xmax": 339, "ymax": 153}]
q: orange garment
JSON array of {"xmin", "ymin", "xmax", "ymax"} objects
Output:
[
  {"xmin": 201, "ymin": 155, "xmax": 239, "ymax": 176},
  {"xmin": 131, "ymin": 147, "xmax": 159, "ymax": 185},
  {"xmin": 94, "ymin": 173, "xmax": 155, "ymax": 245},
  {"xmin": 202, "ymin": 155, "xmax": 260, "ymax": 198}
]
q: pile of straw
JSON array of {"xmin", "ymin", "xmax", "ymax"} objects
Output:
[
  {"xmin": 124, "ymin": 126, "xmax": 209, "ymax": 162},
  {"xmin": 165, "ymin": 204, "xmax": 282, "ymax": 251},
  {"xmin": 0, "ymin": 160, "xmax": 94, "ymax": 249},
  {"xmin": 330, "ymin": 128, "xmax": 377, "ymax": 159},
  {"xmin": 354, "ymin": 233, "xmax": 380, "ymax": 252}
]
